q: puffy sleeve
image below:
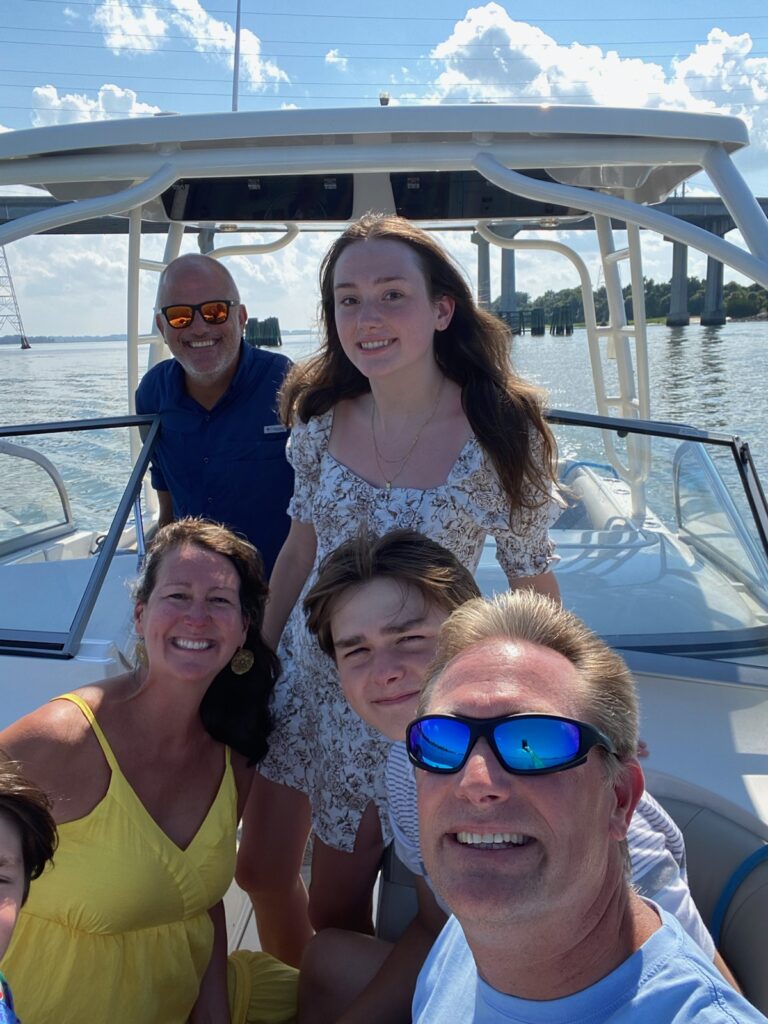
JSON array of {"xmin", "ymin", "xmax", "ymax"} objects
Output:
[
  {"xmin": 286, "ymin": 413, "xmax": 331, "ymax": 523},
  {"xmin": 462, "ymin": 434, "xmax": 561, "ymax": 582}
]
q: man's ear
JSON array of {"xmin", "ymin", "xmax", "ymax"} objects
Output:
[
  {"xmin": 238, "ymin": 304, "xmax": 248, "ymax": 331},
  {"xmin": 608, "ymin": 757, "xmax": 644, "ymax": 842}
]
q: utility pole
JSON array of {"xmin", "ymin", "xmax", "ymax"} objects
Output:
[
  {"xmin": 0, "ymin": 246, "xmax": 29, "ymax": 348},
  {"xmin": 232, "ymin": 0, "xmax": 242, "ymax": 112}
]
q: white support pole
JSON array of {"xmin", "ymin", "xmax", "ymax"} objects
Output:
[
  {"xmin": 702, "ymin": 144, "xmax": 768, "ymax": 262},
  {"xmin": 232, "ymin": 0, "xmax": 242, "ymax": 113},
  {"xmin": 127, "ymin": 207, "xmax": 143, "ymax": 420}
]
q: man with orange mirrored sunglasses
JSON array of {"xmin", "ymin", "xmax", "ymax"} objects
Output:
[{"xmin": 136, "ymin": 253, "xmax": 293, "ymax": 575}]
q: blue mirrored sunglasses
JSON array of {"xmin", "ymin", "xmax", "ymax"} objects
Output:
[{"xmin": 406, "ymin": 713, "xmax": 618, "ymax": 776}]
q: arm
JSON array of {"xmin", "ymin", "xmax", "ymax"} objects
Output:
[
  {"xmin": 336, "ymin": 879, "xmax": 447, "ymax": 1024},
  {"xmin": 157, "ymin": 489, "xmax": 174, "ymax": 528},
  {"xmin": 188, "ymin": 900, "xmax": 231, "ymax": 1024},
  {"xmin": 263, "ymin": 518, "xmax": 317, "ymax": 650},
  {"xmin": 507, "ymin": 569, "xmax": 561, "ymax": 603}
]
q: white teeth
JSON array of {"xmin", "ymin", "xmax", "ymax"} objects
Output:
[
  {"xmin": 456, "ymin": 831, "xmax": 530, "ymax": 848},
  {"xmin": 173, "ymin": 638, "xmax": 212, "ymax": 650},
  {"xmin": 360, "ymin": 339, "xmax": 392, "ymax": 350},
  {"xmin": 189, "ymin": 339, "xmax": 216, "ymax": 348}
]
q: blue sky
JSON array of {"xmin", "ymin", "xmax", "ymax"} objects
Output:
[{"xmin": 3, "ymin": 1, "xmax": 768, "ymax": 335}]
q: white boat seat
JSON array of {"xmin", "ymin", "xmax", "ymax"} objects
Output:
[{"xmin": 658, "ymin": 795, "xmax": 768, "ymax": 1014}]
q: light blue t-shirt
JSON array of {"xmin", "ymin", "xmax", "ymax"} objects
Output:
[{"xmin": 412, "ymin": 908, "xmax": 767, "ymax": 1023}]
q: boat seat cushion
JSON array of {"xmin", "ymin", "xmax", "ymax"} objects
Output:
[{"xmin": 658, "ymin": 795, "xmax": 768, "ymax": 1015}]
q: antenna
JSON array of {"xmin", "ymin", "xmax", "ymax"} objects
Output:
[{"xmin": 0, "ymin": 246, "xmax": 30, "ymax": 348}]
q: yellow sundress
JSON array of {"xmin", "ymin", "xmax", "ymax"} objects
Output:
[{"xmin": 1, "ymin": 693, "xmax": 296, "ymax": 1023}]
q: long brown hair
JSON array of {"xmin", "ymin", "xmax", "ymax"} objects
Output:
[{"xmin": 280, "ymin": 213, "xmax": 557, "ymax": 520}]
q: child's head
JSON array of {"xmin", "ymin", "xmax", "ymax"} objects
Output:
[
  {"xmin": 0, "ymin": 759, "xmax": 57, "ymax": 959},
  {"xmin": 304, "ymin": 530, "xmax": 480, "ymax": 740}
]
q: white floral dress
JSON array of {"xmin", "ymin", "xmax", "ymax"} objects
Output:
[{"xmin": 257, "ymin": 409, "xmax": 559, "ymax": 851}]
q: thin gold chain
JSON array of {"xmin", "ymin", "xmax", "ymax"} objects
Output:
[{"xmin": 370, "ymin": 376, "xmax": 445, "ymax": 493}]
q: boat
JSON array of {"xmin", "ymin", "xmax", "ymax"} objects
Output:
[{"xmin": 0, "ymin": 104, "xmax": 767, "ymax": 1008}]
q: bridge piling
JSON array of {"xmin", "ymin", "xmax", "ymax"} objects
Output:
[{"xmin": 666, "ymin": 241, "xmax": 690, "ymax": 326}]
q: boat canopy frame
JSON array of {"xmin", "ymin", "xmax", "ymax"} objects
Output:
[{"xmin": 2, "ymin": 105, "xmax": 768, "ymax": 514}]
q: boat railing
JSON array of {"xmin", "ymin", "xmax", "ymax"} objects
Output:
[
  {"xmin": 0, "ymin": 414, "xmax": 159, "ymax": 659},
  {"xmin": 0, "ymin": 439, "xmax": 75, "ymax": 558}
]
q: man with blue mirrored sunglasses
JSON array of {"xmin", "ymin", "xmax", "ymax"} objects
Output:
[
  {"xmin": 412, "ymin": 590, "xmax": 764, "ymax": 1023},
  {"xmin": 297, "ymin": 531, "xmax": 738, "ymax": 1024}
]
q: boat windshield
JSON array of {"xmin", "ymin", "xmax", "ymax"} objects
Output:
[
  {"xmin": 0, "ymin": 416, "xmax": 157, "ymax": 659},
  {"xmin": 3, "ymin": 410, "xmax": 768, "ymax": 666},
  {"xmin": 476, "ymin": 411, "xmax": 768, "ymax": 660}
]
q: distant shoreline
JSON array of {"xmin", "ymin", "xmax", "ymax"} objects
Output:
[
  {"xmin": 0, "ymin": 335, "xmax": 124, "ymax": 346},
  {"xmin": 0, "ymin": 330, "xmax": 314, "ymax": 346}
]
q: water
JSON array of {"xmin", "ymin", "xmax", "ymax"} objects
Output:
[{"xmin": 1, "ymin": 324, "xmax": 767, "ymax": 532}]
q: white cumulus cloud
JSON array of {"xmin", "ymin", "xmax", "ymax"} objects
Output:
[
  {"xmin": 93, "ymin": 0, "xmax": 168, "ymax": 53},
  {"xmin": 428, "ymin": 6, "xmax": 768, "ymax": 139},
  {"xmin": 31, "ymin": 84, "xmax": 161, "ymax": 126},
  {"xmin": 91, "ymin": 0, "xmax": 288, "ymax": 92},
  {"xmin": 325, "ymin": 49, "xmax": 349, "ymax": 71}
]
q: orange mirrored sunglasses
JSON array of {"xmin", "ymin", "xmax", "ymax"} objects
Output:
[{"xmin": 160, "ymin": 299, "xmax": 235, "ymax": 330}]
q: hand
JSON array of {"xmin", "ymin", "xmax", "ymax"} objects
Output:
[{"xmin": 637, "ymin": 738, "xmax": 650, "ymax": 758}]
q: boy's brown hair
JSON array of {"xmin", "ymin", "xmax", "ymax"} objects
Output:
[
  {"xmin": 304, "ymin": 529, "xmax": 481, "ymax": 659},
  {"xmin": 0, "ymin": 757, "xmax": 57, "ymax": 903}
]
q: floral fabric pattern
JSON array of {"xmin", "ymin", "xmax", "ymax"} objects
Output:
[{"xmin": 258, "ymin": 410, "xmax": 559, "ymax": 851}]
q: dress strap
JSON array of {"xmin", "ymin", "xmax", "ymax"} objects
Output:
[{"xmin": 50, "ymin": 693, "xmax": 121, "ymax": 774}]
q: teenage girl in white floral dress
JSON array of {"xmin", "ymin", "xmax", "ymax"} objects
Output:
[{"xmin": 235, "ymin": 214, "xmax": 562, "ymax": 966}]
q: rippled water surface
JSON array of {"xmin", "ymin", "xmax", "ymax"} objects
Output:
[{"xmin": 1, "ymin": 323, "xmax": 766, "ymax": 532}]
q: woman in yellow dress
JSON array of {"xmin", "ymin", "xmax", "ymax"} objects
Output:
[{"xmin": 0, "ymin": 518, "xmax": 297, "ymax": 1024}]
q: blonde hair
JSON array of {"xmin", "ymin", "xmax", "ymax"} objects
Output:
[{"xmin": 419, "ymin": 590, "xmax": 638, "ymax": 762}]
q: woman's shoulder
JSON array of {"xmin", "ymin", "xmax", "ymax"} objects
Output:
[
  {"xmin": 292, "ymin": 408, "xmax": 334, "ymax": 448},
  {"xmin": 0, "ymin": 693, "xmax": 93, "ymax": 752},
  {"xmin": 0, "ymin": 692, "xmax": 108, "ymax": 815}
]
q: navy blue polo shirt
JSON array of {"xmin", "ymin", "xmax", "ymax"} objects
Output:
[{"xmin": 135, "ymin": 342, "xmax": 294, "ymax": 576}]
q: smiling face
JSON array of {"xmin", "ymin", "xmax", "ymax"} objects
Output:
[
  {"xmin": 134, "ymin": 542, "xmax": 248, "ymax": 685},
  {"xmin": 330, "ymin": 577, "xmax": 448, "ymax": 740},
  {"xmin": 0, "ymin": 813, "xmax": 25, "ymax": 960},
  {"xmin": 332, "ymin": 238, "xmax": 454, "ymax": 383},
  {"xmin": 156, "ymin": 255, "xmax": 247, "ymax": 391},
  {"xmin": 416, "ymin": 638, "xmax": 639, "ymax": 933}
]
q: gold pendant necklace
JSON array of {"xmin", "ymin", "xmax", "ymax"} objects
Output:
[{"xmin": 371, "ymin": 377, "xmax": 445, "ymax": 494}]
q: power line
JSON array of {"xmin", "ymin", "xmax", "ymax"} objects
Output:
[
  {"xmin": 3, "ymin": 75, "xmax": 768, "ymax": 95},
  {"xmin": 7, "ymin": 36, "xmax": 768, "ymax": 64},
  {"xmin": 6, "ymin": 23, "xmax": 768, "ymax": 49},
  {"xmin": 16, "ymin": 0, "xmax": 768, "ymax": 21}
]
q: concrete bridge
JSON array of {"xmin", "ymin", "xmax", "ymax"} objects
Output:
[
  {"xmin": 2, "ymin": 194, "xmax": 767, "ymax": 326},
  {"xmin": 473, "ymin": 196, "xmax": 768, "ymax": 327}
]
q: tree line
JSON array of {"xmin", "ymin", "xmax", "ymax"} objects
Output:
[{"xmin": 493, "ymin": 277, "xmax": 768, "ymax": 322}]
